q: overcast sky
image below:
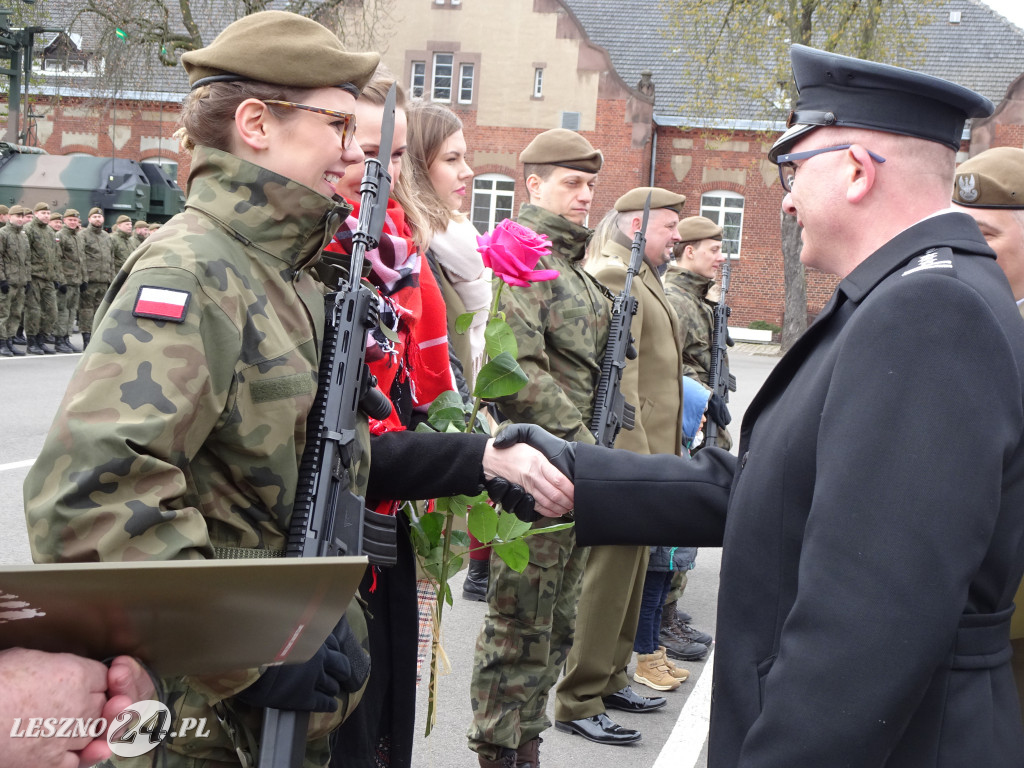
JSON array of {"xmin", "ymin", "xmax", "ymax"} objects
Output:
[{"xmin": 978, "ymin": 0, "xmax": 1024, "ymax": 30}]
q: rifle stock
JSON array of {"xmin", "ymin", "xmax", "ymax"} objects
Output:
[
  {"xmin": 589, "ymin": 195, "xmax": 649, "ymax": 448},
  {"xmin": 258, "ymin": 85, "xmax": 398, "ymax": 768}
]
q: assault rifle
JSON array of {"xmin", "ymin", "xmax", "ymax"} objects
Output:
[
  {"xmin": 589, "ymin": 194, "xmax": 649, "ymax": 448},
  {"xmin": 258, "ymin": 86, "xmax": 398, "ymax": 768},
  {"xmin": 705, "ymin": 257, "xmax": 736, "ymax": 445}
]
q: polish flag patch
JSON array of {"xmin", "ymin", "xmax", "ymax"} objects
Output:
[{"xmin": 133, "ymin": 286, "xmax": 191, "ymax": 323}]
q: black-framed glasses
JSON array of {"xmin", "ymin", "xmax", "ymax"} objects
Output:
[
  {"xmin": 263, "ymin": 100, "xmax": 357, "ymax": 149},
  {"xmin": 776, "ymin": 144, "xmax": 887, "ymax": 192}
]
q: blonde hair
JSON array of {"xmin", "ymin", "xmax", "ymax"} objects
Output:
[
  {"xmin": 358, "ymin": 66, "xmax": 430, "ymax": 248},
  {"xmin": 175, "ymin": 81, "xmax": 309, "ymax": 153},
  {"xmin": 406, "ymin": 101, "xmax": 465, "ymax": 235}
]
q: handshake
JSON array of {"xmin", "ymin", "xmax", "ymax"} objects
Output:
[{"xmin": 482, "ymin": 425, "xmax": 577, "ymax": 522}]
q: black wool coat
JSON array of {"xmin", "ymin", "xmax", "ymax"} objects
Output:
[{"xmin": 572, "ymin": 213, "xmax": 1024, "ymax": 767}]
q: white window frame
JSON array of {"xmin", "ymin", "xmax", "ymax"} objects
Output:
[
  {"xmin": 432, "ymin": 52, "xmax": 454, "ymax": 102},
  {"xmin": 700, "ymin": 190, "xmax": 745, "ymax": 257},
  {"xmin": 410, "ymin": 61, "xmax": 426, "ymax": 99},
  {"xmin": 533, "ymin": 67, "xmax": 544, "ymax": 98},
  {"xmin": 458, "ymin": 62, "xmax": 474, "ymax": 104},
  {"xmin": 471, "ymin": 173, "xmax": 516, "ymax": 233}
]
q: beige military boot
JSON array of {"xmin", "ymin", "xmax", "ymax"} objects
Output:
[
  {"xmin": 658, "ymin": 646, "xmax": 691, "ymax": 681},
  {"xmin": 633, "ymin": 650, "xmax": 682, "ymax": 691}
]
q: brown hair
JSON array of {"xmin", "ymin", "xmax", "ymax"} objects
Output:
[
  {"xmin": 175, "ymin": 81, "xmax": 310, "ymax": 153},
  {"xmin": 406, "ymin": 101, "xmax": 465, "ymax": 235},
  {"xmin": 355, "ymin": 66, "xmax": 430, "ymax": 247}
]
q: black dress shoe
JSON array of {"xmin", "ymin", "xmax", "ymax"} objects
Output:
[
  {"xmin": 554, "ymin": 713, "xmax": 641, "ymax": 745},
  {"xmin": 602, "ymin": 686, "xmax": 667, "ymax": 713}
]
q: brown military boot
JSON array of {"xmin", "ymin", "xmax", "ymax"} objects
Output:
[
  {"xmin": 657, "ymin": 646, "xmax": 691, "ymax": 681},
  {"xmin": 478, "ymin": 748, "xmax": 517, "ymax": 768},
  {"xmin": 633, "ymin": 651, "xmax": 682, "ymax": 691},
  {"xmin": 515, "ymin": 737, "xmax": 540, "ymax": 768}
]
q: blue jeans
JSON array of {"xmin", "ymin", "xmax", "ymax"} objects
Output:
[{"xmin": 634, "ymin": 569, "xmax": 674, "ymax": 654}]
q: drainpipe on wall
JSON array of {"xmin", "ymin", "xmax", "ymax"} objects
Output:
[{"xmin": 648, "ymin": 115, "xmax": 658, "ymax": 187}]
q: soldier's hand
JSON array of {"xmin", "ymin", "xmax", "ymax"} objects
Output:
[
  {"xmin": 707, "ymin": 394, "xmax": 731, "ymax": 428},
  {"xmin": 485, "ymin": 426, "xmax": 575, "ymax": 518},
  {"xmin": 0, "ymin": 280, "xmax": 8, "ymax": 295},
  {"xmin": 493, "ymin": 424, "xmax": 576, "ymax": 478}
]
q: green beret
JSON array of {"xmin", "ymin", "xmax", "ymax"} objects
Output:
[
  {"xmin": 115, "ymin": 214, "xmax": 132, "ymax": 225},
  {"xmin": 50, "ymin": 211, "xmax": 63, "ymax": 220},
  {"xmin": 181, "ymin": 11, "xmax": 380, "ymax": 92},
  {"xmin": 89, "ymin": 207, "xmax": 103, "ymax": 217},
  {"xmin": 677, "ymin": 216, "xmax": 723, "ymax": 242},
  {"xmin": 0, "ymin": 205, "xmax": 8, "ymax": 215},
  {"xmin": 9, "ymin": 205, "xmax": 29, "ymax": 216},
  {"xmin": 34, "ymin": 201, "xmax": 49, "ymax": 212},
  {"xmin": 149, "ymin": 223, "xmax": 161, "ymax": 230},
  {"xmin": 64, "ymin": 208, "xmax": 80, "ymax": 218},
  {"xmin": 520, "ymin": 129, "xmax": 603, "ymax": 173},
  {"xmin": 134, "ymin": 220, "xmax": 148, "ymax": 228},
  {"xmin": 953, "ymin": 147, "xmax": 1024, "ymax": 209},
  {"xmin": 614, "ymin": 187, "xmax": 686, "ymax": 214}
]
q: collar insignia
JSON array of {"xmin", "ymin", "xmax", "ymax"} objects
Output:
[{"xmin": 902, "ymin": 250, "xmax": 954, "ymax": 276}]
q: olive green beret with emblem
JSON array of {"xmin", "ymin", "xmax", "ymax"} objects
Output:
[
  {"xmin": 953, "ymin": 147, "xmax": 1024, "ymax": 209},
  {"xmin": 64, "ymin": 208, "xmax": 80, "ymax": 218},
  {"xmin": 115, "ymin": 215, "xmax": 132, "ymax": 225},
  {"xmin": 9, "ymin": 205, "xmax": 29, "ymax": 216},
  {"xmin": 88, "ymin": 207, "xmax": 103, "ymax": 216},
  {"xmin": 519, "ymin": 128, "xmax": 603, "ymax": 173},
  {"xmin": 34, "ymin": 202, "xmax": 49, "ymax": 212},
  {"xmin": 181, "ymin": 11, "xmax": 380, "ymax": 93},
  {"xmin": 50, "ymin": 211, "xmax": 63, "ymax": 220},
  {"xmin": 0, "ymin": 205, "xmax": 8, "ymax": 215},
  {"xmin": 614, "ymin": 187, "xmax": 686, "ymax": 214},
  {"xmin": 676, "ymin": 215, "xmax": 723, "ymax": 242}
]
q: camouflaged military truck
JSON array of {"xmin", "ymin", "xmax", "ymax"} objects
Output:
[{"xmin": 0, "ymin": 142, "xmax": 185, "ymax": 225}]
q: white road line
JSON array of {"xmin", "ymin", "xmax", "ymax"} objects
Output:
[
  {"xmin": 0, "ymin": 460, "xmax": 33, "ymax": 472},
  {"xmin": 653, "ymin": 649, "xmax": 714, "ymax": 768}
]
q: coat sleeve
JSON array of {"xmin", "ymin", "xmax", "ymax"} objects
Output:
[
  {"xmin": 572, "ymin": 442, "xmax": 734, "ymax": 547},
  {"xmin": 738, "ymin": 273, "xmax": 1024, "ymax": 766},
  {"xmin": 367, "ymin": 431, "xmax": 488, "ymax": 500}
]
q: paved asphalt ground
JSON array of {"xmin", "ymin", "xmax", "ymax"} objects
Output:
[{"xmin": 0, "ymin": 339, "xmax": 780, "ymax": 768}]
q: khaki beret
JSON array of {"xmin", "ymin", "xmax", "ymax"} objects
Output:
[
  {"xmin": 115, "ymin": 214, "xmax": 132, "ymax": 225},
  {"xmin": 34, "ymin": 201, "xmax": 49, "ymax": 212},
  {"xmin": 149, "ymin": 223, "xmax": 161, "ymax": 230},
  {"xmin": 134, "ymin": 220, "xmax": 148, "ymax": 228},
  {"xmin": 677, "ymin": 215, "xmax": 723, "ymax": 242},
  {"xmin": 64, "ymin": 208, "xmax": 80, "ymax": 218},
  {"xmin": 0, "ymin": 205, "xmax": 8, "ymax": 215},
  {"xmin": 614, "ymin": 187, "xmax": 686, "ymax": 214},
  {"xmin": 181, "ymin": 11, "xmax": 380, "ymax": 93},
  {"xmin": 50, "ymin": 211, "xmax": 63, "ymax": 220},
  {"xmin": 520, "ymin": 129, "xmax": 603, "ymax": 173},
  {"xmin": 953, "ymin": 147, "xmax": 1024, "ymax": 209},
  {"xmin": 9, "ymin": 205, "xmax": 29, "ymax": 216},
  {"xmin": 89, "ymin": 207, "xmax": 103, "ymax": 217}
]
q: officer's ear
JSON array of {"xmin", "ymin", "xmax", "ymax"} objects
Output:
[{"xmin": 846, "ymin": 144, "xmax": 878, "ymax": 205}]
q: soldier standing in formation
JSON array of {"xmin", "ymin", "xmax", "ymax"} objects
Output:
[
  {"xmin": 0, "ymin": 205, "xmax": 31, "ymax": 357},
  {"xmin": 132, "ymin": 219, "xmax": 150, "ymax": 249},
  {"xmin": 56, "ymin": 208, "xmax": 85, "ymax": 353},
  {"xmin": 110, "ymin": 214, "xmax": 136, "ymax": 271},
  {"xmin": 23, "ymin": 202, "xmax": 63, "ymax": 354},
  {"xmin": 467, "ymin": 129, "xmax": 609, "ymax": 768},
  {"xmin": 78, "ymin": 207, "xmax": 114, "ymax": 348}
]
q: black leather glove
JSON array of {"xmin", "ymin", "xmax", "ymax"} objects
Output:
[
  {"xmin": 492, "ymin": 423, "xmax": 576, "ymax": 480},
  {"xmin": 235, "ymin": 617, "xmax": 361, "ymax": 712},
  {"xmin": 485, "ymin": 477, "xmax": 537, "ymax": 523},
  {"xmin": 707, "ymin": 394, "xmax": 732, "ymax": 428},
  {"xmin": 80, "ymin": 282, "xmax": 88, "ymax": 293},
  {"xmin": 0, "ymin": 280, "xmax": 8, "ymax": 295}
]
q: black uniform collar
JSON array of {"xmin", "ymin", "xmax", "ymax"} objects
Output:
[{"xmin": 838, "ymin": 212, "xmax": 994, "ymax": 304}]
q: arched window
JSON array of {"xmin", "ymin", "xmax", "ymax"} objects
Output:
[
  {"xmin": 471, "ymin": 173, "xmax": 515, "ymax": 233},
  {"xmin": 700, "ymin": 190, "xmax": 744, "ymax": 257}
]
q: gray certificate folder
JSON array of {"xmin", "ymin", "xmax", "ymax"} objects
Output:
[{"xmin": 0, "ymin": 556, "xmax": 367, "ymax": 676}]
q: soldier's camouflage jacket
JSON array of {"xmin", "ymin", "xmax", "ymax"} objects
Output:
[
  {"xmin": 0, "ymin": 221, "xmax": 30, "ymax": 285},
  {"xmin": 111, "ymin": 227, "xmax": 135, "ymax": 271},
  {"xmin": 24, "ymin": 146, "xmax": 367, "ymax": 767},
  {"xmin": 57, "ymin": 225, "xmax": 85, "ymax": 285},
  {"xmin": 494, "ymin": 204, "xmax": 609, "ymax": 446},
  {"xmin": 25, "ymin": 215, "xmax": 61, "ymax": 281},
  {"xmin": 80, "ymin": 224, "xmax": 114, "ymax": 283}
]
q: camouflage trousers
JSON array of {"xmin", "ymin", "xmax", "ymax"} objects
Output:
[
  {"xmin": 24, "ymin": 276, "xmax": 56, "ymax": 336},
  {"xmin": 467, "ymin": 525, "xmax": 588, "ymax": 759},
  {"xmin": 57, "ymin": 282, "xmax": 80, "ymax": 337},
  {"xmin": 0, "ymin": 283, "xmax": 25, "ymax": 338},
  {"xmin": 79, "ymin": 281, "xmax": 108, "ymax": 333}
]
